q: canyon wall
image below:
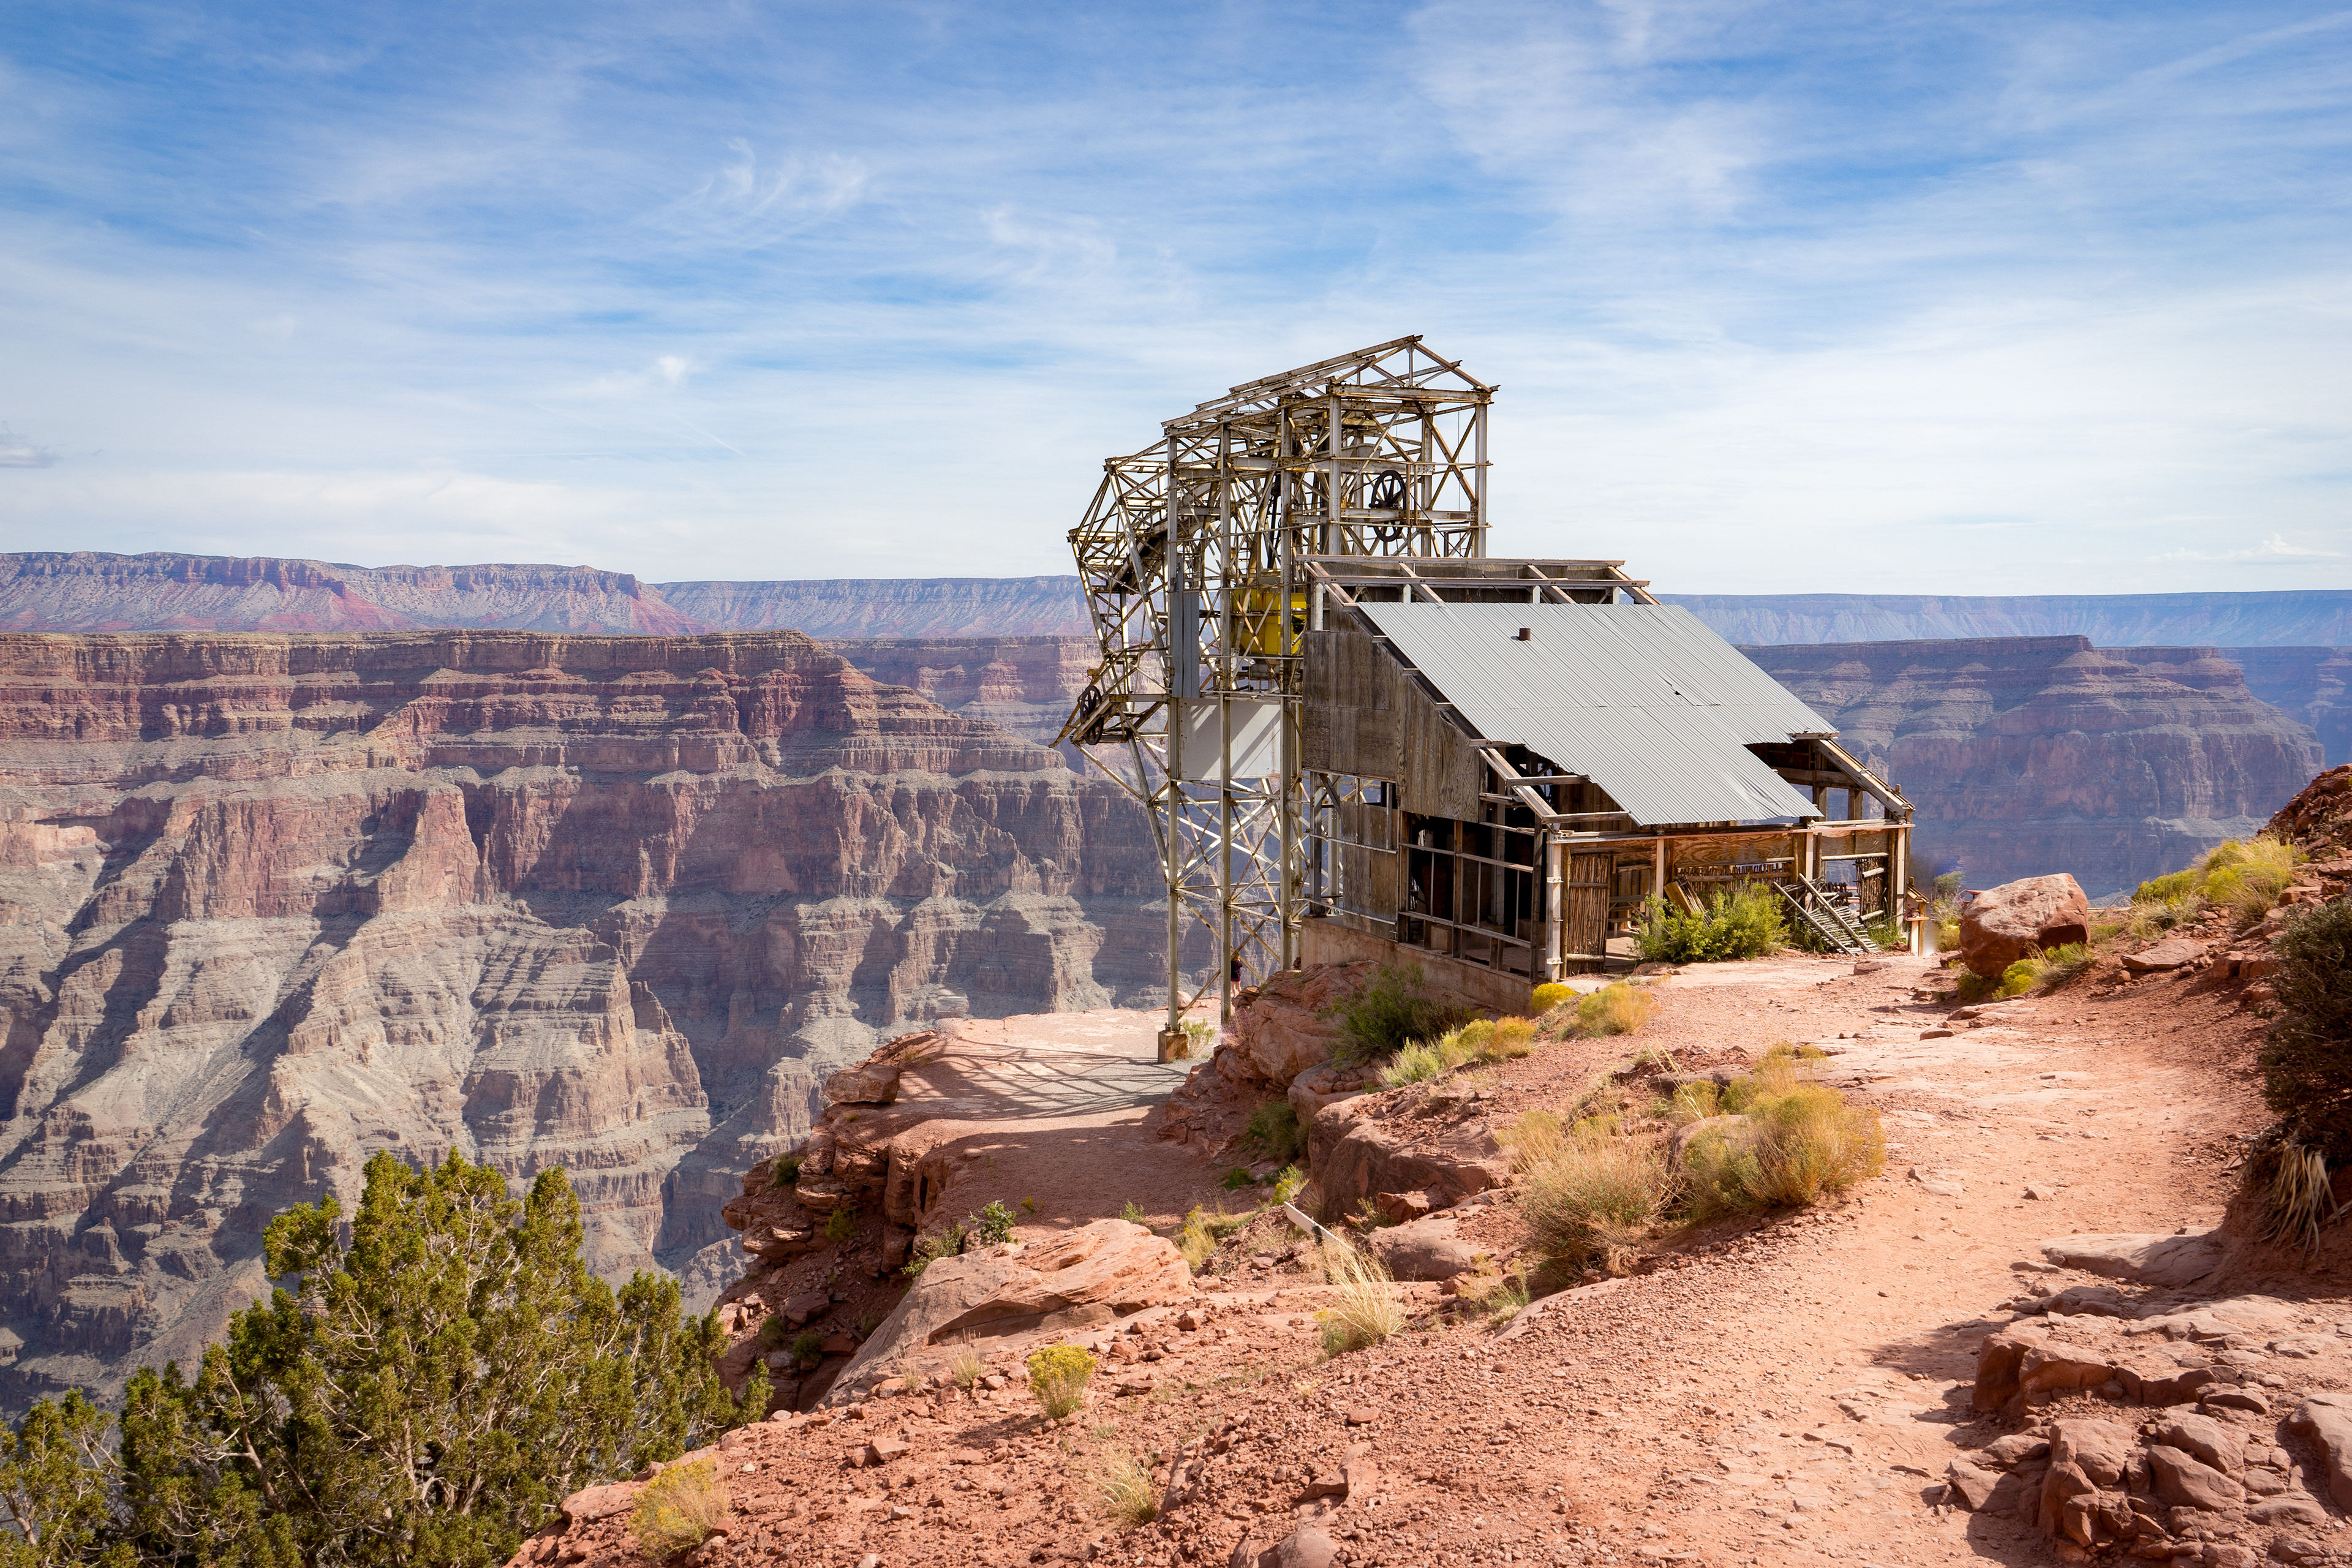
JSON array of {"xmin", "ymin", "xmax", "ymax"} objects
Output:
[
  {"xmin": 1747, "ymin": 637, "xmax": 2326, "ymax": 897},
  {"xmin": 0, "ymin": 630, "xmax": 1162, "ymax": 1412},
  {"xmin": 0, "ymin": 552, "xmax": 703, "ymax": 635},
  {"xmin": 823, "ymin": 636, "xmax": 1095, "ymax": 751},
  {"xmin": 661, "ymin": 578, "xmax": 1090, "ymax": 638},
  {"xmin": 1670, "ymin": 590, "xmax": 2352, "ymax": 647}
]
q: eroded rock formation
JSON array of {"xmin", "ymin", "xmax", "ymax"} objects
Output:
[
  {"xmin": 1748, "ymin": 637, "xmax": 2326, "ymax": 897},
  {"xmin": 0, "ymin": 630, "xmax": 1160, "ymax": 1410}
]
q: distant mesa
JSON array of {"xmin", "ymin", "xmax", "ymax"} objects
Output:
[{"xmin": 0, "ymin": 552, "xmax": 1092, "ymax": 638}]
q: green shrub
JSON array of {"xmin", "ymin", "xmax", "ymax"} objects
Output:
[
  {"xmin": 1531, "ymin": 981, "xmax": 1574, "ymax": 1014},
  {"xmin": 822, "ymin": 1205, "xmax": 858, "ymax": 1244},
  {"xmin": 1119, "ymin": 1200, "xmax": 1148, "ymax": 1227},
  {"xmin": 1636, "ymin": 884, "xmax": 1785, "ymax": 963},
  {"xmin": 771, "ymin": 1154, "xmax": 804, "ymax": 1189},
  {"xmin": 966, "ymin": 1199, "xmax": 1016, "ymax": 1249},
  {"xmin": 1219, "ymin": 1166, "xmax": 1254, "ymax": 1190},
  {"xmin": 1243, "ymin": 1100, "xmax": 1304, "ymax": 1164},
  {"xmin": 632, "ymin": 1460, "xmax": 731, "ymax": 1557},
  {"xmin": 903, "ymin": 1229, "xmax": 963, "ymax": 1278},
  {"xmin": 1027, "ymin": 1345, "xmax": 1096, "ymax": 1419},
  {"xmin": 1933, "ymin": 870, "xmax": 1962, "ymax": 901},
  {"xmin": 790, "ymin": 1330, "xmax": 824, "ymax": 1365},
  {"xmin": 756, "ymin": 1315, "xmax": 790, "ymax": 1349},
  {"xmin": 1331, "ymin": 965, "xmax": 1472, "ymax": 1063},
  {"xmin": 2258, "ymin": 898, "xmax": 2352, "ymax": 1161},
  {"xmin": 1576, "ymin": 982, "xmax": 1658, "ymax": 1036},
  {"xmin": 1997, "ymin": 958, "xmax": 2038, "ymax": 998}
]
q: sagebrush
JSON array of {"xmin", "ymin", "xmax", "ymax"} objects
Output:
[
  {"xmin": 1027, "ymin": 1344, "xmax": 1096, "ymax": 1418},
  {"xmin": 1331, "ymin": 964, "xmax": 1472, "ymax": 1062},
  {"xmin": 632, "ymin": 1461, "xmax": 731, "ymax": 1557}
]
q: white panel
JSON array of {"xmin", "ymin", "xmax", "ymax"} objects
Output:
[{"xmin": 1180, "ymin": 697, "xmax": 1284, "ymax": 782}]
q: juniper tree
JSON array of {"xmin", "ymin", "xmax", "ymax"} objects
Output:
[{"xmin": 2, "ymin": 1150, "xmax": 761, "ymax": 1568}]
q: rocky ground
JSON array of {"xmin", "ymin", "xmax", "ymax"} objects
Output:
[{"xmin": 518, "ymin": 905, "xmax": 2352, "ymax": 1568}]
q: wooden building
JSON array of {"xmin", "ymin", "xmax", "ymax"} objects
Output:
[{"xmin": 1294, "ymin": 557, "xmax": 1912, "ymax": 1008}]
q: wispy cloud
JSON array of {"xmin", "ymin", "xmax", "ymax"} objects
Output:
[
  {"xmin": 0, "ymin": 427, "xmax": 55, "ymax": 469},
  {"xmin": 0, "ymin": 2, "xmax": 2346, "ymax": 592},
  {"xmin": 2154, "ymin": 532, "xmax": 2347, "ymax": 564}
]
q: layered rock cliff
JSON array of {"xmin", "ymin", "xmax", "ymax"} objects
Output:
[
  {"xmin": 1746, "ymin": 637, "xmax": 2324, "ymax": 897},
  {"xmin": 0, "ymin": 630, "xmax": 1161, "ymax": 1412},
  {"xmin": 657, "ymin": 577, "xmax": 1090, "ymax": 638},
  {"xmin": 823, "ymin": 636, "xmax": 1095, "ymax": 750}
]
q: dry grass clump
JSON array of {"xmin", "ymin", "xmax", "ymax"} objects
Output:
[
  {"xmin": 1092, "ymin": 1449, "xmax": 1161, "ymax": 1527},
  {"xmin": 631, "ymin": 1461, "xmax": 731, "ymax": 1557},
  {"xmin": 1682, "ymin": 1062, "xmax": 1885, "ymax": 1218},
  {"xmin": 1027, "ymin": 1344, "xmax": 1096, "ymax": 1419},
  {"xmin": 1377, "ymin": 1015, "xmax": 1540, "ymax": 1086},
  {"xmin": 948, "ymin": 1335, "xmax": 986, "ymax": 1390},
  {"xmin": 1449, "ymin": 1016, "xmax": 1539, "ymax": 1063},
  {"xmin": 2259, "ymin": 1139, "xmax": 2342, "ymax": 1254},
  {"xmin": 1314, "ymin": 1239, "xmax": 1404, "ymax": 1354},
  {"xmin": 2130, "ymin": 836, "xmax": 2302, "ymax": 931},
  {"xmin": 1518, "ymin": 1122, "xmax": 1675, "ymax": 1275},
  {"xmin": 1499, "ymin": 1108, "xmax": 1566, "ymax": 1173},
  {"xmin": 1377, "ymin": 1040, "xmax": 1444, "ymax": 1087},
  {"xmin": 1575, "ymin": 982, "xmax": 1658, "ymax": 1037}
]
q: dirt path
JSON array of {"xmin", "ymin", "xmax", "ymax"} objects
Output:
[
  {"xmin": 1351, "ymin": 949, "xmax": 2284, "ymax": 1568},
  {"xmin": 895, "ymin": 1008, "xmax": 1229, "ymax": 1238}
]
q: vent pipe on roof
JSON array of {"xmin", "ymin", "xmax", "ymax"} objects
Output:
[{"xmin": 1515, "ymin": 627, "xmax": 1531, "ymax": 641}]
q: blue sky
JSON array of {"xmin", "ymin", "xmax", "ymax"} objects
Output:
[{"xmin": 2, "ymin": 1, "xmax": 2348, "ymax": 591}]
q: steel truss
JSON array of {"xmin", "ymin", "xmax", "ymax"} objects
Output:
[{"xmin": 1056, "ymin": 337, "xmax": 1493, "ymax": 1042}]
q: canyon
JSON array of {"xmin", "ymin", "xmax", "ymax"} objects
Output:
[
  {"xmin": 1749, "ymin": 637, "xmax": 2325, "ymax": 896},
  {"xmin": 0, "ymin": 629, "xmax": 1162, "ymax": 1412}
]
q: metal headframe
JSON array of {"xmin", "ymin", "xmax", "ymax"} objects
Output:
[{"xmin": 1056, "ymin": 336, "xmax": 1494, "ymax": 1036}]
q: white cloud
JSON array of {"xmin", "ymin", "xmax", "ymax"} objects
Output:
[{"xmin": 2152, "ymin": 532, "xmax": 2347, "ymax": 565}]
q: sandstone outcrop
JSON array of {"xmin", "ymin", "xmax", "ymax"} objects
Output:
[
  {"xmin": 1955, "ymin": 1291, "xmax": 2352, "ymax": 1558},
  {"xmin": 1307, "ymin": 1091, "xmax": 1513, "ymax": 1216},
  {"xmin": 1749, "ymin": 637, "xmax": 2325, "ymax": 897},
  {"xmin": 0, "ymin": 630, "xmax": 1161, "ymax": 1412},
  {"xmin": 824, "ymin": 1219, "xmax": 1191, "ymax": 1403},
  {"xmin": 1958, "ymin": 872, "xmax": 2092, "ymax": 977},
  {"xmin": 1155, "ymin": 964, "xmax": 1378, "ymax": 1157}
]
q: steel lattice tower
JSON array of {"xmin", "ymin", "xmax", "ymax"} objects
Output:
[{"xmin": 1057, "ymin": 337, "xmax": 1493, "ymax": 1047}]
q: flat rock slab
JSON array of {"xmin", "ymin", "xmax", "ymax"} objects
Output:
[
  {"xmin": 2121, "ymin": 937, "xmax": 2207, "ymax": 973},
  {"xmin": 2040, "ymin": 1230, "xmax": 2223, "ymax": 1287}
]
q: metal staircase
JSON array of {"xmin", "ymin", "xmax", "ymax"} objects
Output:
[{"xmin": 1773, "ymin": 873, "xmax": 1880, "ymax": 956}]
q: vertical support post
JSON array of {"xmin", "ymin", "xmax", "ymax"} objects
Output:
[
  {"xmin": 1542, "ymin": 834, "xmax": 1564, "ymax": 982},
  {"xmin": 1653, "ymin": 837, "xmax": 1668, "ymax": 908},
  {"xmin": 1216, "ymin": 421, "xmax": 1234, "ymax": 1022},
  {"xmin": 1162, "ymin": 435, "xmax": 1186, "ymax": 1051}
]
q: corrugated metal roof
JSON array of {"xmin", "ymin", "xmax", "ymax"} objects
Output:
[{"xmin": 1357, "ymin": 601, "xmax": 1831, "ymax": 827}]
